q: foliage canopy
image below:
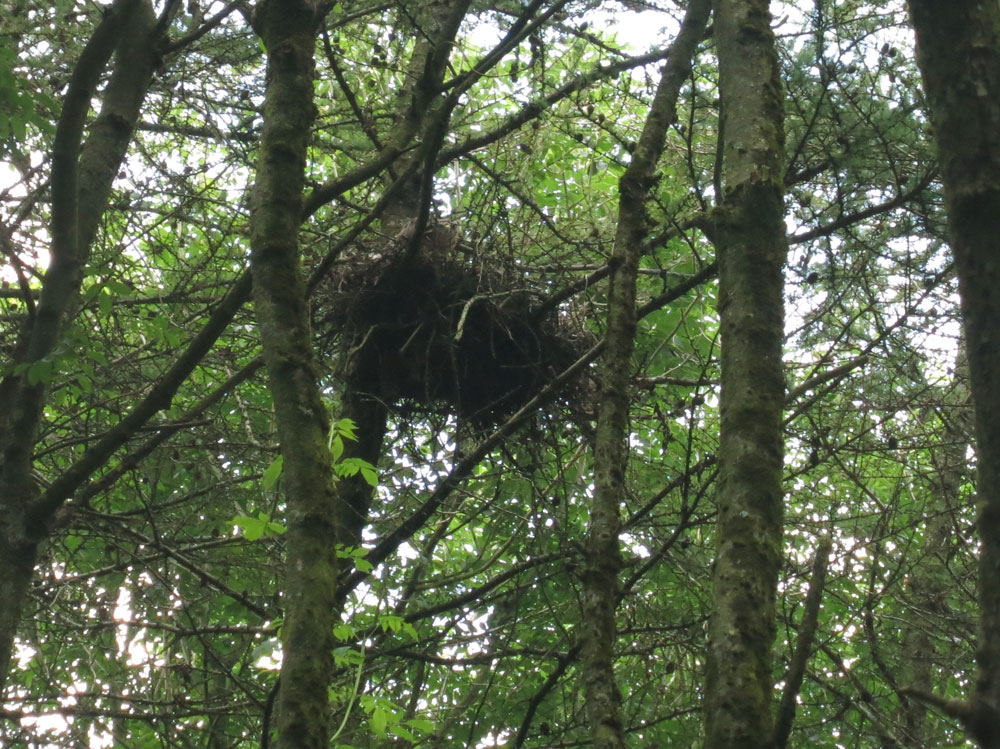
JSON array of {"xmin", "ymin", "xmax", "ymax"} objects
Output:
[{"xmin": 0, "ymin": 0, "xmax": 983, "ymax": 746}]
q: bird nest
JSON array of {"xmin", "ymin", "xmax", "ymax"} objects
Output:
[{"xmin": 317, "ymin": 225, "xmax": 591, "ymax": 425}]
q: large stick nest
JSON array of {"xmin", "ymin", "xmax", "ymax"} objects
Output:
[{"xmin": 317, "ymin": 222, "xmax": 593, "ymax": 425}]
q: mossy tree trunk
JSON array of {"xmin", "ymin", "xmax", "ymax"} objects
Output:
[
  {"xmin": 907, "ymin": 2, "xmax": 1000, "ymax": 744},
  {"xmin": 247, "ymin": 2, "xmax": 338, "ymax": 747},
  {"xmin": 580, "ymin": 3, "xmax": 710, "ymax": 747},
  {"xmin": 252, "ymin": 2, "xmax": 475, "ymax": 741},
  {"xmin": 0, "ymin": 0, "xmax": 162, "ymax": 694},
  {"xmin": 895, "ymin": 358, "xmax": 972, "ymax": 746},
  {"xmin": 703, "ymin": 0, "xmax": 788, "ymax": 745}
]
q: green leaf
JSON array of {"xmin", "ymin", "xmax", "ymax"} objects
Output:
[
  {"xmin": 264, "ymin": 515, "xmax": 285, "ymax": 536},
  {"xmin": 407, "ymin": 718, "xmax": 434, "ymax": 733},
  {"xmin": 76, "ymin": 373, "xmax": 93, "ymax": 393},
  {"xmin": 379, "ymin": 615, "xmax": 404, "ymax": 633},
  {"xmin": 263, "ymin": 455, "xmax": 283, "ymax": 490},
  {"xmin": 335, "ymin": 457, "xmax": 360, "ymax": 477},
  {"xmin": 233, "ymin": 514, "xmax": 265, "ymax": 541},
  {"xmin": 335, "ymin": 545, "xmax": 374, "ymax": 572},
  {"xmin": 98, "ymin": 289, "xmax": 113, "ymax": 316},
  {"xmin": 371, "ymin": 707, "xmax": 388, "ymax": 734},
  {"xmin": 336, "ymin": 458, "xmax": 377, "ymax": 485},
  {"xmin": 26, "ymin": 359, "xmax": 53, "ymax": 385},
  {"xmin": 232, "ymin": 512, "xmax": 283, "ymax": 541},
  {"xmin": 333, "ymin": 646, "xmax": 364, "ymax": 666},
  {"xmin": 393, "ymin": 726, "xmax": 415, "ymax": 741},
  {"xmin": 86, "ymin": 347, "xmax": 109, "ymax": 365},
  {"xmin": 335, "ymin": 418, "xmax": 359, "ymax": 441},
  {"xmin": 333, "ymin": 623, "xmax": 357, "ymax": 642},
  {"xmin": 361, "ymin": 464, "xmax": 378, "ymax": 487}
]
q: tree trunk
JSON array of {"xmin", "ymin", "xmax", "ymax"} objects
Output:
[
  {"xmin": 895, "ymin": 360, "xmax": 972, "ymax": 746},
  {"xmin": 0, "ymin": 0, "xmax": 161, "ymax": 694},
  {"xmin": 248, "ymin": 3, "xmax": 339, "ymax": 747},
  {"xmin": 772, "ymin": 537, "xmax": 832, "ymax": 749},
  {"xmin": 581, "ymin": 4, "xmax": 710, "ymax": 746},
  {"xmin": 703, "ymin": 0, "xmax": 788, "ymax": 745},
  {"xmin": 328, "ymin": 0, "xmax": 470, "ymax": 577},
  {"xmin": 907, "ymin": 2, "xmax": 1000, "ymax": 744},
  {"xmin": 334, "ymin": 376, "xmax": 389, "ymax": 553}
]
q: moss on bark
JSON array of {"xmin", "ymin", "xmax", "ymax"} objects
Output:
[
  {"xmin": 580, "ymin": 3, "xmax": 711, "ymax": 747},
  {"xmin": 909, "ymin": 1, "xmax": 1000, "ymax": 743},
  {"xmin": 703, "ymin": 1, "xmax": 788, "ymax": 745},
  {"xmin": 248, "ymin": 2, "xmax": 343, "ymax": 747}
]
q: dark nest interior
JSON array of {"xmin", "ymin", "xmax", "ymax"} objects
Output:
[{"xmin": 316, "ymin": 227, "xmax": 593, "ymax": 427}]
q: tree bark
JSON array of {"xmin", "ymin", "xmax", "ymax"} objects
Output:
[
  {"xmin": 247, "ymin": 3, "xmax": 338, "ymax": 747},
  {"xmin": 703, "ymin": 0, "xmax": 788, "ymax": 746},
  {"xmin": 895, "ymin": 360, "xmax": 972, "ymax": 746},
  {"xmin": 773, "ymin": 537, "xmax": 832, "ymax": 749},
  {"xmin": 334, "ymin": 376, "xmax": 388, "ymax": 552},
  {"xmin": 327, "ymin": 0, "xmax": 470, "ymax": 571},
  {"xmin": 581, "ymin": 3, "xmax": 710, "ymax": 747},
  {"xmin": 0, "ymin": 0, "xmax": 161, "ymax": 694},
  {"xmin": 906, "ymin": 2, "xmax": 1000, "ymax": 745}
]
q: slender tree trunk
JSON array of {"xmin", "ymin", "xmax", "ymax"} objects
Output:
[
  {"xmin": 895, "ymin": 361, "xmax": 971, "ymax": 746},
  {"xmin": 334, "ymin": 376, "xmax": 388, "ymax": 552},
  {"xmin": 906, "ymin": 3, "xmax": 1000, "ymax": 745},
  {"xmin": 772, "ymin": 537, "xmax": 831, "ymax": 749},
  {"xmin": 247, "ymin": 3, "xmax": 340, "ymax": 747},
  {"xmin": 580, "ymin": 4, "xmax": 710, "ymax": 747},
  {"xmin": 0, "ymin": 0, "xmax": 161, "ymax": 694},
  {"xmin": 895, "ymin": 520, "xmax": 948, "ymax": 746},
  {"xmin": 327, "ymin": 0, "xmax": 470, "ymax": 575},
  {"xmin": 703, "ymin": 0, "xmax": 788, "ymax": 745}
]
